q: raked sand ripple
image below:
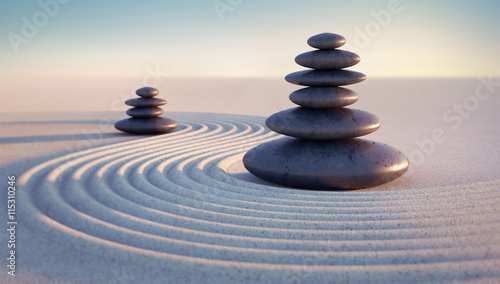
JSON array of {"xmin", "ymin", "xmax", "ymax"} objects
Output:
[{"xmin": 17, "ymin": 113, "xmax": 500, "ymax": 283}]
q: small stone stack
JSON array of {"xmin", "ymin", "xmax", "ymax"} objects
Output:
[
  {"xmin": 243, "ymin": 33, "xmax": 409, "ymax": 190},
  {"xmin": 115, "ymin": 87, "xmax": 178, "ymax": 134}
]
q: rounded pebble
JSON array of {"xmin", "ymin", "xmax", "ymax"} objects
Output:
[
  {"xmin": 289, "ymin": 87, "xmax": 358, "ymax": 108},
  {"xmin": 266, "ymin": 107, "xmax": 380, "ymax": 140},
  {"xmin": 125, "ymin": 98, "xmax": 167, "ymax": 107},
  {"xmin": 295, "ymin": 50, "xmax": 360, "ymax": 70},
  {"xmin": 136, "ymin": 87, "xmax": 159, "ymax": 98},
  {"xmin": 307, "ymin": 33, "xmax": 346, "ymax": 49},
  {"xmin": 285, "ymin": 70, "xmax": 366, "ymax": 87},
  {"xmin": 126, "ymin": 107, "xmax": 164, "ymax": 118},
  {"xmin": 243, "ymin": 137, "xmax": 409, "ymax": 190},
  {"xmin": 114, "ymin": 117, "xmax": 178, "ymax": 134}
]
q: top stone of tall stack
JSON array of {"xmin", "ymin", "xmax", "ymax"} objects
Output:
[
  {"xmin": 307, "ymin": 33, "xmax": 346, "ymax": 49},
  {"xmin": 136, "ymin": 86, "xmax": 160, "ymax": 98}
]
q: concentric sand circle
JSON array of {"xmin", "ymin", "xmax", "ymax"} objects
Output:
[{"xmin": 17, "ymin": 113, "xmax": 500, "ymax": 283}]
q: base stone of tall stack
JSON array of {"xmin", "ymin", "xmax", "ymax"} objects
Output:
[{"xmin": 243, "ymin": 137, "xmax": 409, "ymax": 190}]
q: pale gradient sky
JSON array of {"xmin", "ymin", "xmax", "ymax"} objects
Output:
[{"xmin": 1, "ymin": 0, "xmax": 499, "ymax": 79}]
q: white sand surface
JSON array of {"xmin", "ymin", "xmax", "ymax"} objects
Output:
[{"xmin": 0, "ymin": 78, "xmax": 499, "ymax": 283}]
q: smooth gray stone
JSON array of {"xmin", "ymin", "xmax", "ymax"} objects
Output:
[
  {"xmin": 125, "ymin": 98, "xmax": 167, "ymax": 107},
  {"xmin": 266, "ymin": 107, "xmax": 380, "ymax": 140},
  {"xmin": 289, "ymin": 87, "xmax": 358, "ymax": 108},
  {"xmin": 115, "ymin": 117, "xmax": 178, "ymax": 134},
  {"xmin": 136, "ymin": 87, "xmax": 159, "ymax": 98},
  {"xmin": 243, "ymin": 137, "xmax": 409, "ymax": 190},
  {"xmin": 307, "ymin": 33, "xmax": 346, "ymax": 49},
  {"xmin": 285, "ymin": 70, "xmax": 366, "ymax": 87},
  {"xmin": 295, "ymin": 50, "xmax": 360, "ymax": 70},
  {"xmin": 126, "ymin": 107, "xmax": 163, "ymax": 118}
]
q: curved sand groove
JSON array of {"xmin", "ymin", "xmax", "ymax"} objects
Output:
[{"xmin": 17, "ymin": 113, "xmax": 500, "ymax": 282}]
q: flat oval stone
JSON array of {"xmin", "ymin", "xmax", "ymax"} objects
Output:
[
  {"xmin": 243, "ymin": 137, "xmax": 409, "ymax": 190},
  {"xmin": 285, "ymin": 70, "xmax": 366, "ymax": 87},
  {"xmin": 136, "ymin": 87, "xmax": 159, "ymax": 98},
  {"xmin": 307, "ymin": 33, "xmax": 346, "ymax": 49},
  {"xmin": 115, "ymin": 117, "xmax": 178, "ymax": 134},
  {"xmin": 295, "ymin": 50, "xmax": 360, "ymax": 70},
  {"xmin": 266, "ymin": 107, "xmax": 380, "ymax": 140},
  {"xmin": 125, "ymin": 98, "xmax": 166, "ymax": 107},
  {"xmin": 126, "ymin": 107, "xmax": 163, "ymax": 118},
  {"xmin": 289, "ymin": 87, "xmax": 358, "ymax": 108}
]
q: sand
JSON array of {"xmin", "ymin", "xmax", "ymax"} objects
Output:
[{"xmin": 0, "ymin": 78, "xmax": 499, "ymax": 283}]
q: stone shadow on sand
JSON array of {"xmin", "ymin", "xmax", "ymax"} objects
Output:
[
  {"xmin": 0, "ymin": 132, "xmax": 124, "ymax": 144},
  {"xmin": 0, "ymin": 119, "xmax": 118, "ymax": 124}
]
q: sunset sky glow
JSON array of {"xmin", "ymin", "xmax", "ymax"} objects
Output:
[{"xmin": 1, "ymin": 0, "xmax": 499, "ymax": 79}]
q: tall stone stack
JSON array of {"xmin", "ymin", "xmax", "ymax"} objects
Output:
[
  {"xmin": 115, "ymin": 87, "xmax": 178, "ymax": 134},
  {"xmin": 243, "ymin": 33, "xmax": 409, "ymax": 190}
]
